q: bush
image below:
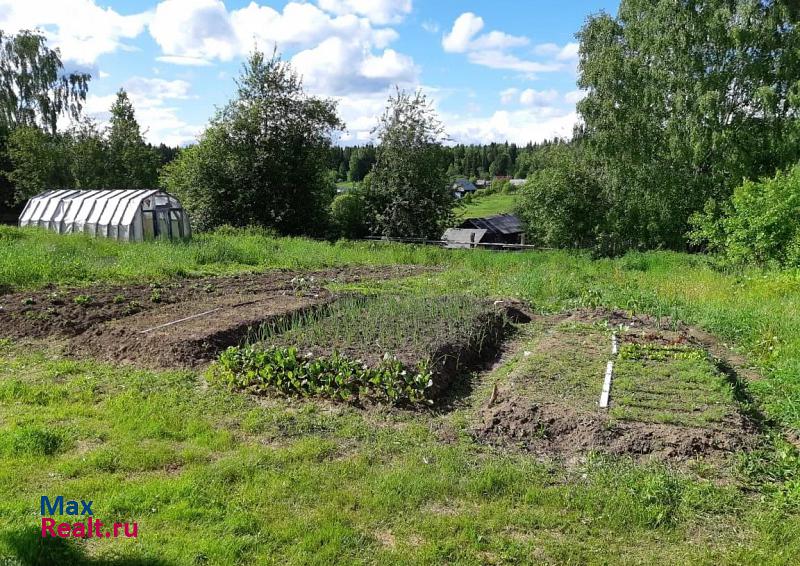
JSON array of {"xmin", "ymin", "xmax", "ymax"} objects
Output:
[
  {"xmin": 331, "ymin": 192, "xmax": 368, "ymax": 239},
  {"xmin": 516, "ymin": 144, "xmax": 604, "ymax": 249},
  {"xmin": 208, "ymin": 345, "xmax": 432, "ymax": 404},
  {"xmin": 689, "ymin": 164, "xmax": 800, "ymax": 267}
]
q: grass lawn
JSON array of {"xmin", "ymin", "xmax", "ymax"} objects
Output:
[
  {"xmin": 1, "ymin": 227, "xmax": 799, "ymax": 564},
  {"xmin": 456, "ymin": 192, "xmax": 517, "ymax": 219}
]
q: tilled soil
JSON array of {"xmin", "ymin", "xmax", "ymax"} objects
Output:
[
  {"xmin": 476, "ymin": 398, "xmax": 752, "ymax": 460},
  {"xmin": 472, "ymin": 308, "xmax": 759, "ymax": 461},
  {"xmin": 0, "ymin": 265, "xmax": 432, "ymax": 368}
]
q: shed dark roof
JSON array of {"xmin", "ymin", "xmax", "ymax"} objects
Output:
[
  {"xmin": 453, "ymin": 179, "xmax": 477, "ymax": 192},
  {"xmin": 459, "ymin": 213, "xmax": 524, "ymax": 235}
]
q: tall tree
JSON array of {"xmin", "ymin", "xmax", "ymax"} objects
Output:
[
  {"xmin": 0, "ymin": 30, "xmax": 90, "ymax": 134},
  {"xmin": 577, "ymin": 0, "xmax": 800, "ymax": 251},
  {"xmin": 105, "ymin": 89, "xmax": 158, "ymax": 189},
  {"xmin": 162, "ymin": 49, "xmax": 342, "ymax": 233},
  {"xmin": 365, "ymin": 88, "xmax": 453, "ymax": 238}
]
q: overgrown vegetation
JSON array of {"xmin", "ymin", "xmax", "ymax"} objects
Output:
[
  {"xmin": 512, "ymin": 0, "xmax": 800, "ymax": 254},
  {"xmin": 690, "ymin": 163, "xmax": 800, "ymax": 267}
]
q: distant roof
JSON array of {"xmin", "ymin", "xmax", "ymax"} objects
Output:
[
  {"xmin": 459, "ymin": 213, "xmax": 524, "ymax": 235},
  {"xmin": 453, "ymin": 179, "xmax": 477, "ymax": 192}
]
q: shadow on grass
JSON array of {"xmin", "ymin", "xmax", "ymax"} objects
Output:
[{"xmin": 2, "ymin": 527, "xmax": 172, "ymax": 566}]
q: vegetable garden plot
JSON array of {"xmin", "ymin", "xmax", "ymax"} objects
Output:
[
  {"xmin": 475, "ymin": 311, "xmax": 757, "ymax": 461},
  {"xmin": 209, "ymin": 295, "xmax": 511, "ymax": 405}
]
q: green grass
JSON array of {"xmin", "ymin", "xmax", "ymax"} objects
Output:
[
  {"xmin": 0, "ymin": 345, "xmax": 798, "ymax": 565},
  {"xmin": 1, "ymin": 227, "xmax": 800, "ymax": 563},
  {"xmin": 456, "ymin": 192, "xmax": 517, "ymax": 219},
  {"xmin": 612, "ymin": 344, "xmax": 737, "ymax": 429}
]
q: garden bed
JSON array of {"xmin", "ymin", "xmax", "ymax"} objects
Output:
[
  {"xmin": 209, "ymin": 295, "xmax": 513, "ymax": 404},
  {"xmin": 474, "ymin": 309, "xmax": 758, "ymax": 461}
]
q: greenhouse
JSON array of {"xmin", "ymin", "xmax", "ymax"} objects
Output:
[{"xmin": 18, "ymin": 189, "xmax": 192, "ymax": 241}]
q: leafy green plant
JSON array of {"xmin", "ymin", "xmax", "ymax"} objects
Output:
[
  {"xmin": 149, "ymin": 289, "xmax": 162, "ymax": 303},
  {"xmin": 73, "ymin": 294, "xmax": 93, "ymax": 305},
  {"xmin": 113, "ymin": 294, "xmax": 126, "ymax": 304},
  {"xmin": 21, "ymin": 297, "xmax": 35, "ymax": 305},
  {"xmin": 208, "ymin": 345, "xmax": 432, "ymax": 404},
  {"xmin": 122, "ymin": 300, "xmax": 142, "ymax": 315}
]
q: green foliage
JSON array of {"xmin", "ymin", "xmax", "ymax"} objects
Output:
[
  {"xmin": 5, "ymin": 125, "xmax": 71, "ymax": 201},
  {"xmin": 330, "ymin": 190, "xmax": 368, "ymax": 239},
  {"xmin": 208, "ymin": 345, "xmax": 432, "ymax": 404},
  {"xmin": 365, "ymin": 88, "xmax": 454, "ymax": 239},
  {"xmin": 516, "ymin": 143, "xmax": 604, "ymax": 249},
  {"xmin": 72, "ymin": 294, "xmax": 92, "ymax": 305},
  {"xmin": 576, "ymin": 0, "xmax": 800, "ymax": 251},
  {"xmin": 689, "ymin": 164, "xmax": 800, "ymax": 267},
  {"xmin": 5, "ymin": 95, "xmax": 157, "ymax": 201},
  {"xmin": 161, "ymin": 49, "xmax": 342, "ymax": 235},
  {"xmin": 0, "ymin": 30, "xmax": 89, "ymax": 134},
  {"xmin": 105, "ymin": 89, "xmax": 159, "ymax": 189}
]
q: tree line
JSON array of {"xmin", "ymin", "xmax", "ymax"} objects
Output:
[{"xmin": 329, "ymin": 140, "xmax": 565, "ymax": 184}]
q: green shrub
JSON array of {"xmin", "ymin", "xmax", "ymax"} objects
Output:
[
  {"xmin": 73, "ymin": 294, "xmax": 93, "ymax": 305},
  {"xmin": 689, "ymin": 164, "xmax": 800, "ymax": 267},
  {"xmin": 208, "ymin": 345, "xmax": 432, "ymax": 404},
  {"xmin": 331, "ymin": 191, "xmax": 368, "ymax": 239}
]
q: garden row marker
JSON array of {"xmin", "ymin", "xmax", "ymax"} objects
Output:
[
  {"xmin": 139, "ymin": 308, "xmax": 223, "ymax": 334},
  {"xmin": 599, "ymin": 333, "xmax": 618, "ymax": 409},
  {"xmin": 599, "ymin": 361, "xmax": 614, "ymax": 408}
]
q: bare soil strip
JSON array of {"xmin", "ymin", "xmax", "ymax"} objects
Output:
[{"xmin": 0, "ymin": 266, "xmax": 431, "ymax": 367}]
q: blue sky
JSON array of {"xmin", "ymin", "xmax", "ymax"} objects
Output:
[{"xmin": 0, "ymin": 0, "xmax": 619, "ymax": 146}]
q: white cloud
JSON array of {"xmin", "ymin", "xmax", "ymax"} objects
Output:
[
  {"xmin": 564, "ymin": 89, "xmax": 587, "ymax": 105},
  {"xmin": 557, "ymin": 42, "xmax": 580, "ymax": 61},
  {"xmin": 444, "ymin": 108, "xmax": 578, "ymax": 145},
  {"xmin": 148, "ymin": 0, "xmax": 416, "ymax": 96},
  {"xmin": 149, "ymin": 0, "xmax": 237, "ymax": 64},
  {"xmin": 83, "ymin": 77, "xmax": 201, "ymax": 146},
  {"xmin": 421, "ymin": 20, "xmax": 440, "ymax": 34},
  {"xmin": 316, "ymin": 0, "xmax": 412, "ymax": 25},
  {"xmin": 156, "ymin": 55, "xmax": 213, "ymax": 67},
  {"xmin": 467, "ymin": 51, "xmax": 561, "ymax": 74},
  {"xmin": 0, "ymin": 0, "xmax": 150, "ymax": 65},
  {"xmin": 442, "ymin": 12, "xmax": 485, "ymax": 53},
  {"xmin": 443, "ymin": 12, "xmax": 568, "ymax": 76},
  {"xmin": 292, "ymin": 37, "xmax": 417, "ymax": 95},
  {"xmin": 500, "ymin": 88, "xmax": 519, "ymax": 105},
  {"xmin": 519, "ymin": 88, "xmax": 559, "ymax": 106}
]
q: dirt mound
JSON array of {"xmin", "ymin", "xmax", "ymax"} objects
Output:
[
  {"xmin": 475, "ymin": 398, "xmax": 750, "ymax": 460},
  {"xmin": 69, "ymin": 292, "xmax": 338, "ymax": 368}
]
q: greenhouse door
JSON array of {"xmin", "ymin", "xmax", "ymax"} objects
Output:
[{"xmin": 154, "ymin": 207, "xmax": 172, "ymax": 239}]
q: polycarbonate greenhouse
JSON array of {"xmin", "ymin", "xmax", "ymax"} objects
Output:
[{"xmin": 19, "ymin": 189, "xmax": 192, "ymax": 241}]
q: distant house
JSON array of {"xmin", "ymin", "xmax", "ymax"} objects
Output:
[
  {"xmin": 475, "ymin": 179, "xmax": 490, "ymax": 188},
  {"xmin": 509, "ymin": 179, "xmax": 527, "ymax": 188},
  {"xmin": 442, "ymin": 213, "xmax": 526, "ymax": 248},
  {"xmin": 452, "ymin": 179, "xmax": 477, "ymax": 199}
]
